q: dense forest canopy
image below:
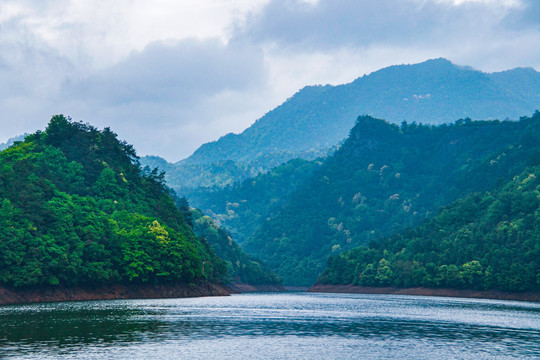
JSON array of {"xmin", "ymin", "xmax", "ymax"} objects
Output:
[
  {"xmin": 190, "ymin": 208, "xmax": 280, "ymax": 285},
  {"xmin": 185, "ymin": 158, "xmax": 322, "ymax": 244},
  {"xmin": 243, "ymin": 112, "xmax": 540, "ymax": 285},
  {"xmin": 0, "ymin": 115, "xmax": 227, "ymax": 288},
  {"xmin": 320, "ymin": 165, "xmax": 540, "ymax": 292}
]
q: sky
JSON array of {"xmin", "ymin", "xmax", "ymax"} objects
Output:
[{"xmin": 0, "ymin": 0, "xmax": 539, "ymax": 161}]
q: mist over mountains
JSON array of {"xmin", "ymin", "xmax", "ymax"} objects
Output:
[
  {"xmin": 185, "ymin": 58, "xmax": 540, "ymax": 165},
  {"xmin": 142, "ymin": 58, "xmax": 540, "ymax": 191}
]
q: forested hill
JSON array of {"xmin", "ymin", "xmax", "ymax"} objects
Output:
[
  {"xmin": 182, "ymin": 58, "xmax": 540, "ymax": 166},
  {"xmin": 0, "ymin": 115, "xmax": 228, "ymax": 288},
  {"xmin": 243, "ymin": 112, "xmax": 540, "ymax": 285},
  {"xmin": 190, "ymin": 208, "xmax": 281, "ymax": 286},
  {"xmin": 319, "ymin": 165, "xmax": 540, "ymax": 293},
  {"xmin": 185, "ymin": 158, "xmax": 322, "ymax": 245}
]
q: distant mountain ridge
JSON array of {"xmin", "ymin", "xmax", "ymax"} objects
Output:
[
  {"xmin": 142, "ymin": 58, "xmax": 540, "ymax": 191},
  {"xmin": 182, "ymin": 58, "xmax": 540, "ymax": 166}
]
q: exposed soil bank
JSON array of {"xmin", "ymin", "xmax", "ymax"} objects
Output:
[
  {"xmin": 0, "ymin": 281, "xmax": 231, "ymax": 306},
  {"xmin": 308, "ymin": 283, "xmax": 540, "ymax": 302},
  {"xmin": 228, "ymin": 282, "xmax": 285, "ymax": 293}
]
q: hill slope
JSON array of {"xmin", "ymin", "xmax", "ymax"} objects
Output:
[
  {"xmin": 185, "ymin": 158, "xmax": 322, "ymax": 244},
  {"xmin": 319, "ymin": 166, "xmax": 540, "ymax": 293},
  {"xmin": 0, "ymin": 116, "xmax": 227, "ymax": 289},
  {"xmin": 190, "ymin": 208, "xmax": 281, "ymax": 286},
  {"xmin": 0, "ymin": 134, "xmax": 27, "ymax": 151},
  {"xmin": 243, "ymin": 112, "xmax": 540, "ymax": 285},
  {"xmin": 183, "ymin": 58, "xmax": 540, "ymax": 166}
]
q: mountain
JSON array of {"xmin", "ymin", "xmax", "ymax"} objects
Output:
[
  {"xmin": 0, "ymin": 115, "xmax": 229, "ymax": 290},
  {"xmin": 183, "ymin": 58, "xmax": 540, "ymax": 165},
  {"xmin": 141, "ymin": 156, "xmax": 260, "ymax": 190},
  {"xmin": 143, "ymin": 58, "xmax": 540, "ymax": 191},
  {"xmin": 319, "ymin": 165, "xmax": 540, "ymax": 293},
  {"xmin": 140, "ymin": 147, "xmax": 330, "ymax": 191},
  {"xmin": 243, "ymin": 112, "xmax": 540, "ymax": 285},
  {"xmin": 185, "ymin": 158, "xmax": 322, "ymax": 244}
]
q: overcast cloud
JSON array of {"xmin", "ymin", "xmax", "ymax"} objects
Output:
[{"xmin": 0, "ymin": 0, "xmax": 539, "ymax": 161}]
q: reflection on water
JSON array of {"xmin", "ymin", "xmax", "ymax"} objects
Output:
[{"xmin": 0, "ymin": 293, "xmax": 539, "ymax": 359}]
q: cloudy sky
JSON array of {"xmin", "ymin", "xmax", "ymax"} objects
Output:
[{"xmin": 1, "ymin": 0, "xmax": 539, "ymax": 161}]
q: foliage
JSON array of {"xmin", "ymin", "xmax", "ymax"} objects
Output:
[
  {"xmin": 0, "ymin": 115, "xmax": 226, "ymax": 288},
  {"xmin": 0, "ymin": 134, "xmax": 27, "ymax": 152},
  {"xmin": 243, "ymin": 112, "xmax": 540, "ymax": 285},
  {"xmin": 319, "ymin": 166, "xmax": 540, "ymax": 292},
  {"xmin": 185, "ymin": 158, "xmax": 322, "ymax": 244},
  {"xmin": 140, "ymin": 148, "xmax": 329, "ymax": 191},
  {"xmin": 190, "ymin": 209, "xmax": 281, "ymax": 285}
]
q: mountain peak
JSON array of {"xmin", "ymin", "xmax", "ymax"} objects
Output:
[{"xmin": 176, "ymin": 59, "xmax": 539, "ymax": 169}]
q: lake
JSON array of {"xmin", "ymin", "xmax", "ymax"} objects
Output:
[{"xmin": 0, "ymin": 292, "xmax": 539, "ymax": 359}]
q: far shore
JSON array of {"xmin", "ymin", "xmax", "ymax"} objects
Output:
[
  {"xmin": 308, "ymin": 283, "xmax": 540, "ymax": 302},
  {"xmin": 227, "ymin": 282, "xmax": 285, "ymax": 293}
]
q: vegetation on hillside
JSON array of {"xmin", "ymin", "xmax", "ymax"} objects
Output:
[
  {"xmin": 320, "ymin": 166, "xmax": 540, "ymax": 292},
  {"xmin": 190, "ymin": 208, "xmax": 281, "ymax": 285},
  {"xmin": 243, "ymin": 112, "xmax": 540, "ymax": 285},
  {"xmin": 186, "ymin": 158, "xmax": 322, "ymax": 244},
  {"xmin": 0, "ymin": 115, "xmax": 227, "ymax": 288},
  {"xmin": 140, "ymin": 148, "xmax": 329, "ymax": 191}
]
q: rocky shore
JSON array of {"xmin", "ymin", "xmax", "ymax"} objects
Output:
[
  {"xmin": 308, "ymin": 283, "xmax": 540, "ymax": 302},
  {"xmin": 0, "ymin": 281, "xmax": 231, "ymax": 305}
]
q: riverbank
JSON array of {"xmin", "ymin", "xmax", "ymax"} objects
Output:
[
  {"xmin": 0, "ymin": 281, "xmax": 231, "ymax": 305},
  {"xmin": 228, "ymin": 282, "xmax": 285, "ymax": 293},
  {"xmin": 308, "ymin": 284, "xmax": 540, "ymax": 302}
]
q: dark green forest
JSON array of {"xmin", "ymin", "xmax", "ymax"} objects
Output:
[
  {"xmin": 190, "ymin": 208, "xmax": 280, "ymax": 285},
  {"xmin": 186, "ymin": 158, "xmax": 322, "ymax": 244},
  {"xmin": 3, "ymin": 112, "xmax": 539, "ymax": 294},
  {"xmin": 320, "ymin": 166, "xmax": 540, "ymax": 292},
  {"xmin": 243, "ymin": 112, "xmax": 540, "ymax": 285},
  {"xmin": 0, "ymin": 115, "xmax": 227, "ymax": 288}
]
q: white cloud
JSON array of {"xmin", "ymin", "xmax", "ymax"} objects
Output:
[{"xmin": 0, "ymin": 0, "xmax": 539, "ymax": 161}]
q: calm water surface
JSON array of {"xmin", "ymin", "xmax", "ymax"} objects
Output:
[{"xmin": 0, "ymin": 292, "xmax": 539, "ymax": 359}]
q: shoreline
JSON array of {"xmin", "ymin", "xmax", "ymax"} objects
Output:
[
  {"xmin": 0, "ymin": 281, "xmax": 231, "ymax": 306},
  {"xmin": 307, "ymin": 283, "xmax": 540, "ymax": 302},
  {"xmin": 228, "ymin": 282, "xmax": 285, "ymax": 293}
]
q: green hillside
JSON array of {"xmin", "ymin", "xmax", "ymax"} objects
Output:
[
  {"xmin": 0, "ymin": 134, "xmax": 27, "ymax": 152},
  {"xmin": 243, "ymin": 112, "xmax": 540, "ymax": 285},
  {"xmin": 0, "ymin": 116, "xmax": 227, "ymax": 288},
  {"xmin": 185, "ymin": 158, "xmax": 322, "ymax": 244},
  {"xmin": 320, "ymin": 166, "xmax": 540, "ymax": 292},
  {"xmin": 190, "ymin": 208, "xmax": 281, "ymax": 285}
]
